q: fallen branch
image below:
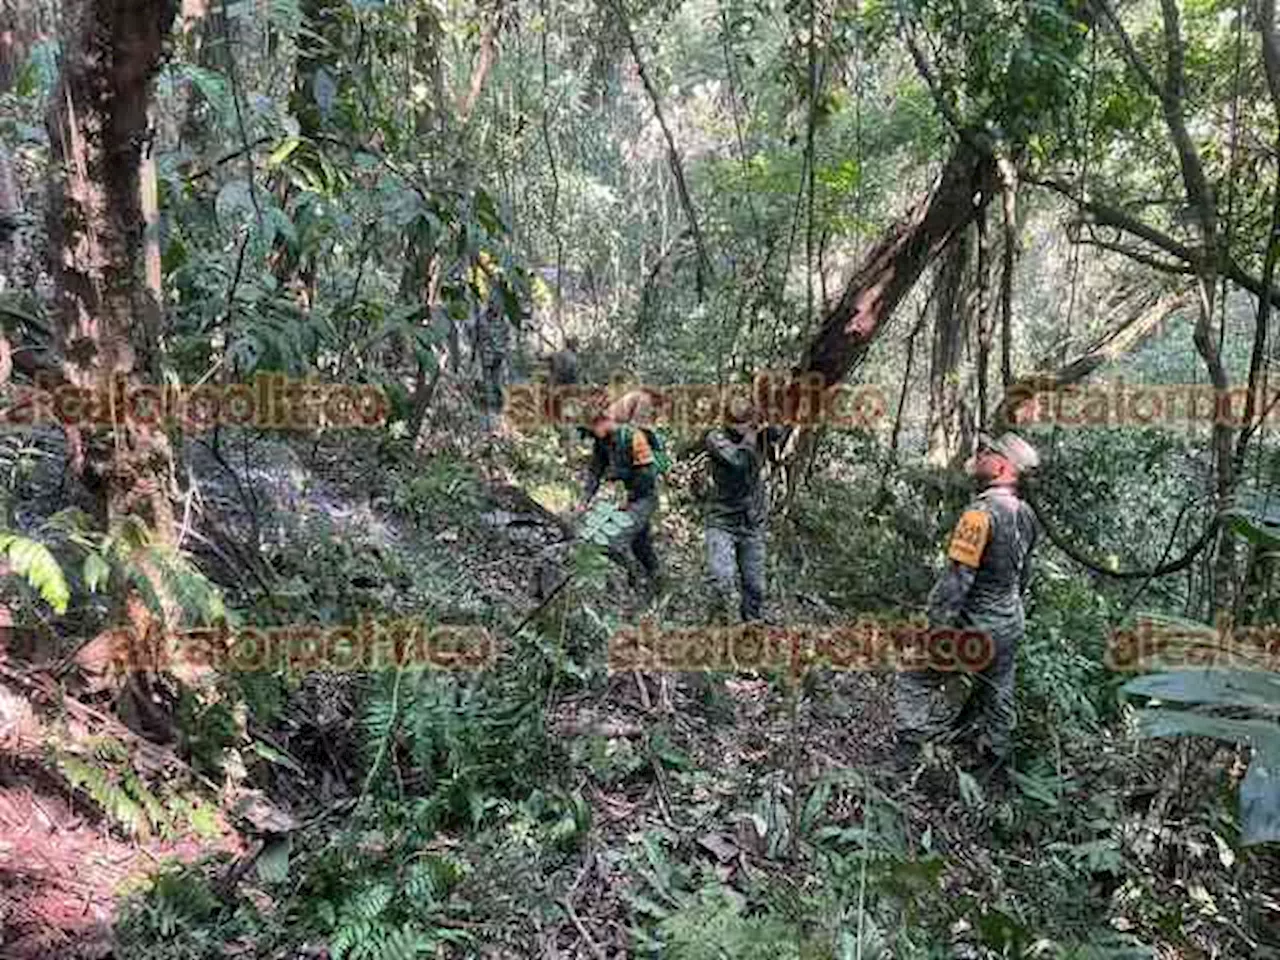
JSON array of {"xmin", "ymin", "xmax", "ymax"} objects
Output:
[
  {"xmin": 561, "ymin": 853, "xmax": 607, "ymax": 960},
  {"xmin": 992, "ymin": 288, "xmax": 1192, "ymax": 428}
]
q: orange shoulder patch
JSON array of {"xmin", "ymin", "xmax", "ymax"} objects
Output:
[
  {"xmin": 630, "ymin": 429, "xmax": 654, "ymax": 466},
  {"xmin": 947, "ymin": 510, "xmax": 990, "ymax": 568}
]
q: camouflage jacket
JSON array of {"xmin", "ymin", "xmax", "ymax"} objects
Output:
[
  {"xmin": 928, "ymin": 484, "xmax": 1037, "ymax": 631},
  {"xmin": 703, "ymin": 426, "xmax": 781, "ymax": 531}
]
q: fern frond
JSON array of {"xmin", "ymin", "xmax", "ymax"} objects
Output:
[{"xmin": 0, "ymin": 531, "xmax": 69, "ymax": 613}]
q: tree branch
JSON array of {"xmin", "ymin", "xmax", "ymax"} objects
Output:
[
  {"xmin": 610, "ymin": 0, "xmax": 712, "ymax": 293},
  {"xmin": 1236, "ymin": 0, "xmax": 1280, "ymax": 461},
  {"xmin": 993, "ymin": 288, "xmax": 1192, "ymax": 427},
  {"xmin": 1037, "ymin": 178, "xmax": 1280, "ymax": 308}
]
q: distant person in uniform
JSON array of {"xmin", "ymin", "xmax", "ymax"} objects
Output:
[
  {"xmin": 549, "ymin": 336, "xmax": 580, "ymax": 386},
  {"xmin": 894, "ymin": 432, "xmax": 1039, "ymax": 779},
  {"xmin": 548, "ymin": 337, "xmax": 580, "ymax": 456}
]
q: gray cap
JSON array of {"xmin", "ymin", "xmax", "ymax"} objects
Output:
[{"xmin": 979, "ymin": 432, "xmax": 1040, "ymax": 472}]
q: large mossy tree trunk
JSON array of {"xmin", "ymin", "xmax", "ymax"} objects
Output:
[
  {"xmin": 45, "ymin": 0, "xmax": 179, "ymax": 539},
  {"xmin": 45, "ymin": 0, "xmax": 194, "ymax": 743}
]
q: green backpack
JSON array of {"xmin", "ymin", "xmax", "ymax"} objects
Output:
[
  {"xmin": 646, "ymin": 427, "xmax": 672, "ymax": 476},
  {"xmin": 616, "ymin": 424, "xmax": 671, "ymax": 476}
]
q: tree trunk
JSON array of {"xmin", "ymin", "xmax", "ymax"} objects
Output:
[
  {"xmin": 45, "ymin": 0, "xmax": 179, "ymax": 537},
  {"xmin": 925, "ymin": 226, "xmax": 974, "ymax": 467},
  {"xmin": 414, "ymin": 9, "xmax": 447, "ymax": 138},
  {"xmin": 0, "ymin": 0, "xmax": 29, "ymax": 94},
  {"xmin": 0, "ymin": 0, "xmax": 29, "ymax": 296},
  {"xmin": 0, "ymin": 143, "xmax": 18, "ymax": 295},
  {"xmin": 797, "ymin": 144, "xmax": 996, "ymax": 387}
]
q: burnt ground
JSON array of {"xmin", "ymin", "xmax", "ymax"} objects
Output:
[{"xmin": 0, "ymin": 428, "xmax": 1275, "ymax": 957}]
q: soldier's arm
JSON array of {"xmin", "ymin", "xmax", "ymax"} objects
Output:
[
  {"xmin": 581, "ymin": 438, "xmax": 606, "ymax": 505},
  {"xmin": 927, "ymin": 508, "xmax": 991, "ymax": 626},
  {"xmin": 704, "ymin": 428, "xmax": 752, "ymax": 468},
  {"xmin": 928, "ymin": 563, "xmax": 979, "ymax": 627}
]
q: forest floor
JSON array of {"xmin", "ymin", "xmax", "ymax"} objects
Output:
[{"xmin": 0, "ymin": 427, "xmax": 1275, "ymax": 958}]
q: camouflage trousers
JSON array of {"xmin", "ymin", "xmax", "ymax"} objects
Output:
[
  {"xmin": 607, "ymin": 494, "xmax": 660, "ymax": 582},
  {"xmin": 893, "ymin": 619, "xmax": 1018, "ymax": 759},
  {"xmin": 705, "ymin": 524, "xmax": 765, "ymax": 622}
]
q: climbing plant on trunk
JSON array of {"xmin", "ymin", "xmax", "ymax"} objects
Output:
[{"xmin": 45, "ymin": 0, "xmax": 180, "ymax": 539}]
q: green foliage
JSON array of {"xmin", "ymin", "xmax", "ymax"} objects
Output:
[
  {"xmin": 390, "ymin": 459, "xmax": 485, "ymax": 518},
  {"xmin": 1019, "ymin": 570, "xmax": 1113, "ymax": 740},
  {"xmin": 114, "ymin": 863, "xmax": 228, "ymax": 952},
  {"xmin": 0, "ymin": 530, "xmax": 69, "ymax": 614},
  {"xmin": 577, "ymin": 499, "xmax": 633, "ymax": 546},
  {"xmin": 176, "ymin": 690, "xmax": 242, "ymax": 780},
  {"xmin": 52, "ymin": 738, "xmax": 212, "ymax": 841},
  {"xmin": 571, "ymin": 732, "xmax": 648, "ymax": 786},
  {"xmin": 646, "ymin": 883, "xmax": 835, "ymax": 959},
  {"xmin": 116, "ymin": 807, "xmax": 474, "ymax": 959},
  {"xmin": 1123, "ymin": 664, "xmax": 1280, "ymax": 845},
  {"xmin": 361, "ymin": 665, "xmax": 553, "ymax": 828},
  {"xmin": 290, "ymin": 821, "xmax": 472, "ymax": 960}
]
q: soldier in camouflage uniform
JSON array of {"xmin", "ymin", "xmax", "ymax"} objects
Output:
[
  {"xmin": 475, "ymin": 263, "xmax": 511, "ymax": 430},
  {"xmin": 703, "ymin": 399, "xmax": 781, "ymax": 623},
  {"xmin": 894, "ymin": 433, "xmax": 1039, "ymax": 772},
  {"xmin": 548, "ymin": 336, "xmax": 579, "ymax": 387},
  {"xmin": 576, "ymin": 408, "xmax": 662, "ymax": 589},
  {"xmin": 548, "ymin": 337, "xmax": 579, "ymax": 457}
]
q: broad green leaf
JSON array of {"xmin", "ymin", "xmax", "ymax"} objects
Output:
[
  {"xmin": 255, "ymin": 836, "xmax": 292, "ymax": 883},
  {"xmin": 1136, "ymin": 708, "xmax": 1280, "ymax": 747},
  {"xmin": 1123, "ymin": 670, "xmax": 1280, "ymax": 713},
  {"xmin": 83, "ymin": 553, "xmax": 110, "ymax": 594},
  {"xmin": 173, "ymin": 65, "xmax": 232, "ymax": 127},
  {"xmin": 268, "ymin": 136, "xmax": 303, "ymax": 168},
  {"xmin": 1222, "ymin": 491, "xmax": 1280, "ymax": 546}
]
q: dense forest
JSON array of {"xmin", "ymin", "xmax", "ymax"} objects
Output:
[{"xmin": 1, "ymin": 0, "xmax": 1279, "ymax": 955}]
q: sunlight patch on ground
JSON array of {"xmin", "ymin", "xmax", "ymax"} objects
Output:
[{"xmin": 528, "ymin": 482, "xmax": 576, "ymax": 514}]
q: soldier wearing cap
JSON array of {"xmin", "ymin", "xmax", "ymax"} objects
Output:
[
  {"xmin": 702, "ymin": 396, "xmax": 781, "ymax": 623},
  {"xmin": 894, "ymin": 432, "xmax": 1040, "ymax": 776}
]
